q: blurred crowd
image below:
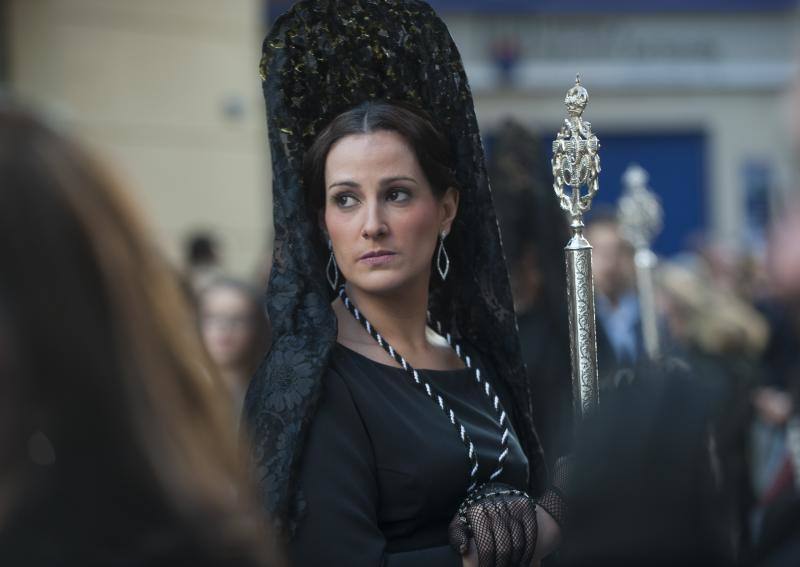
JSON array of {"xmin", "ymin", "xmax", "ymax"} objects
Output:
[
  {"xmin": 2, "ymin": 99, "xmax": 800, "ymax": 565},
  {"xmin": 488, "ymin": 119, "xmax": 800, "ymax": 565}
]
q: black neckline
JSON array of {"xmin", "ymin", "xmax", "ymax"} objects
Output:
[{"xmin": 335, "ymin": 342, "xmax": 473, "ymax": 375}]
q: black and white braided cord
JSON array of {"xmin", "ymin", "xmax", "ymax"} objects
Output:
[
  {"xmin": 427, "ymin": 311, "xmax": 511, "ymax": 482},
  {"xmin": 338, "ymin": 286, "xmax": 510, "ymax": 489}
]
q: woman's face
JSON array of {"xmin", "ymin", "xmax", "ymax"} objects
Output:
[
  {"xmin": 323, "ymin": 130, "xmax": 457, "ymax": 296},
  {"xmin": 200, "ymin": 286, "xmax": 257, "ymax": 369}
]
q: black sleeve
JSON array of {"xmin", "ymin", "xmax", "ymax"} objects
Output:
[{"xmin": 289, "ymin": 369, "xmax": 462, "ymax": 567}]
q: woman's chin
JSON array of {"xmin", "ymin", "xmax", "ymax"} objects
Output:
[{"xmin": 346, "ymin": 273, "xmax": 419, "ymax": 296}]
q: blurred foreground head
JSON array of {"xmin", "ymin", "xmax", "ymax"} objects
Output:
[
  {"xmin": 0, "ymin": 103, "xmax": 278, "ymax": 565},
  {"xmin": 563, "ymin": 359, "xmax": 733, "ymax": 566}
]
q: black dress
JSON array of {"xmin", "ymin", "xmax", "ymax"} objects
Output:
[{"xmin": 290, "ymin": 343, "xmax": 530, "ymax": 566}]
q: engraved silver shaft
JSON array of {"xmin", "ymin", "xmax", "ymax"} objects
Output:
[{"xmin": 565, "ymin": 219, "xmax": 599, "ymax": 418}]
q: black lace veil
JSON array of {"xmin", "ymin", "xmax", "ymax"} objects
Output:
[{"xmin": 244, "ymin": 0, "xmax": 546, "ymax": 536}]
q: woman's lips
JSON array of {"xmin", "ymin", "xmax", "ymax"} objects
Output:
[{"xmin": 359, "ymin": 251, "xmax": 396, "ymax": 265}]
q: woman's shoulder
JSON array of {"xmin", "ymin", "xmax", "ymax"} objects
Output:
[
  {"xmin": 317, "ymin": 344, "xmax": 378, "ymax": 410},
  {"xmin": 326, "ymin": 342, "xmax": 400, "ymax": 380},
  {"xmin": 320, "ymin": 343, "xmax": 415, "ymax": 414}
]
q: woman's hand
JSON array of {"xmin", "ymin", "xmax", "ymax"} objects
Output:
[
  {"xmin": 449, "ymin": 483, "xmax": 539, "ymax": 567},
  {"xmin": 532, "ymin": 506, "xmax": 561, "ymax": 563},
  {"xmin": 461, "ymin": 540, "xmax": 478, "ymax": 567},
  {"xmin": 459, "ymin": 539, "xmax": 544, "ymax": 567}
]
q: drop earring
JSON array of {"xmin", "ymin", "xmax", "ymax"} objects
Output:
[
  {"xmin": 436, "ymin": 231, "xmax": 450, "ymax": 281},
  {"xmin": 326, "ymin": 239, "xmax": 339, "ymax": 290}
]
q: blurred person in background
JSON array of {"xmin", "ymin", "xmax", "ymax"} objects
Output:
[
  {"xmin": 489, "ymin": 119, "xmax": 574, "ymax": 470},
  {"xmin": 689, "ymin": 236, "xmax": 769, "ymax": 305},
  {"xmin": 759, "ymin": 203, "xmax": 800, "ymax": 407},
  {"xmin": 0, "ymin": 102, "xmax": 280, "ymax": 566},
  {"xmin": 749, "ymin": 201, "xmax": 800, "ymax": 563},
  {"xmin": 746, "ymin": 64, "xmax": 800, "ymax": 567},
  {"xmin": 199, "ymin": 277, "xmax": 271, "ymax": 416},
  {"xmin": 584, "ymin": 208, "xmax": 643, "ymax": 390},
  {"xmin": 658, "ymin": 261, "xmax": 768, "ymax": 558}
]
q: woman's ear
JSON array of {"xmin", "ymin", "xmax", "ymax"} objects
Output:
[{"xmin": 439, "ymin": 187, "xmax": 459, "ymax": 235}]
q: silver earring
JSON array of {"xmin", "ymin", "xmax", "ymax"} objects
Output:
[
  {"xmin": 436, "ymin": 231, "xmax": 450, "ymax": 281},
  {"xmin": 326, "ymin": 239, "xmax": 339, "ymax": 290}
]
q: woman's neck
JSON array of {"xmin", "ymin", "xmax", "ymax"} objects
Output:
[{"xmin": 339, "ymin": 279, "xmax": 431, "ymax": 354}]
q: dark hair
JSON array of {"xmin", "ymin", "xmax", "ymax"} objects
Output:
[
  {"xmin": 303, "ymin": 100, "xmax": 459, "ymax": 214},
  {"xmin": 186, "ymin": 231, "xmax": 219, "ymax": 267},
  {"xmin": 0, "ymin": 103, "xmax": 280, "ymax": 565}
]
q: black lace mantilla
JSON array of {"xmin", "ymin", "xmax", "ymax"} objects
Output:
[{"xmin": 244, "ymin": 0, "xmax": 546, "ymax": 537}]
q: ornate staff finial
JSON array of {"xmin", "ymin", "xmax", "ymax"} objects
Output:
[
  {"xmin": 619, "ymin": 163, "xmax": 663, "ymax": 251},
  {"xmin": 618, "ymin": 163, "xmax": 664, "ymax": 360},
  {"xmin": 552, "ymin": 76, "xmax": 601, "ymax": 224},
  {"xmin": 551, "ymin": 76, "xmax": 601, "ymax": 419}
]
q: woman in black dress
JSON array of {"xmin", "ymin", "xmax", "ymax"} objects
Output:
[{"xmin": 245, "ymin": 2, "xmax": 568, "ymax": 565}]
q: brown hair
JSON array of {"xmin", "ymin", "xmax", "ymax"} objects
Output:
[
  {"xmin": 0, "ymin": 103, "xmax": 279, "ymax": 564},
  {"xmin": 303, "ymin": 100, "xmax": 459, "ymax": 214}
]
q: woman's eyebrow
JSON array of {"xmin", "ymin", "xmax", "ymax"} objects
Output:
[
  {"xmin": 381, "ymin": 176, "xmax": 418, "ymax": 185},
  {"xmin": 327, "ymin": 179, "xmax": 359, "ymax": 191}
]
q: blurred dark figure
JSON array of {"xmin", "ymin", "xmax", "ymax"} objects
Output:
[
  {"xmin": 199, "ymin": 277, "xmax": 271, "ymax": 416},
  {"xmin": 185, "ymin": 230, "xmax": 223, "ymax": 292},
  {"xmin": 488, "ymin": 119, "xmax": 574, "ymax": 468},
  {"xmin": 659, "ymin": 261, "xmax": 768, "ymax": 559},
  {"xmin": 562, "ymin": 359, "xmax": 734, "ymax": 566},
  {"xmin": 0, "ymin": 103, "xmax": 281, "ymax": 566},
  {"xmin": 750, "ymin": 203, "xmax": 800, "ymax": 565},
  {"xmin": 760, "ymin": 203, "xmax": 800, "ymax": 396}
]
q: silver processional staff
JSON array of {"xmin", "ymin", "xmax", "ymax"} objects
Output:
[
  {"xmin": 618, "ymin": 164, "xmax": 664, "ymax": 360},
  {"xmin": 551, "ymin": 75, "xmax": 601, "ymax": 419}
]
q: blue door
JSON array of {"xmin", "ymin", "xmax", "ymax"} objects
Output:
[
  {"xmin": 543, "ymin": 131, "xmax": 707, "ymax": 256},
  {"xmin": 592, "ymin": 132, "xmax": 707, "ymax": 256}
]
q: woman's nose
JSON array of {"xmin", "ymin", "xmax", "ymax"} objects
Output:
[{"xmin": 361, "ymin": 201, "xmax": 388, "ymax": 239}]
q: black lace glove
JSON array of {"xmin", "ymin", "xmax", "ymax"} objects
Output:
[
  {"xmin": 535, "ymin": 455, "xmax": 571, "ymax": 529},
  {"xmin": 448, "ymin": 482, "xmax": 538, "ymax": 567}
]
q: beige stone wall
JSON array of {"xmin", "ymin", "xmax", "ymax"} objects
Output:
[{"xmin": 8, "ymin": 0, "xmax": 271, "ymax": 280}]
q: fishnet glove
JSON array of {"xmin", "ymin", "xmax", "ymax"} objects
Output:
[
  {"xmin": 535, "ymin": 455, "xmax": 571, "ymax": 529},
  {"xmin": 448, "ymin": 483, "xmax": 538, "ymax": 567}
]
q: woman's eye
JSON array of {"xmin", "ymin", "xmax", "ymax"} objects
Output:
[
  {"xmin": 387, "ymin": 189, "xmax": 411, "ymax": 203},
  {"xmin": 334, "ymin": 194, "xmax": 358, "ymax": 208}
]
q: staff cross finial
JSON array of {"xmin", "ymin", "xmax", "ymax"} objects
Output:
[
  {"xmin": 618, "ymin": 163, "xmax": 663, "ymax": 251},
  {"xmin": 551, "ymin": 76, "xmax": 601, "ymax": 220}
]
